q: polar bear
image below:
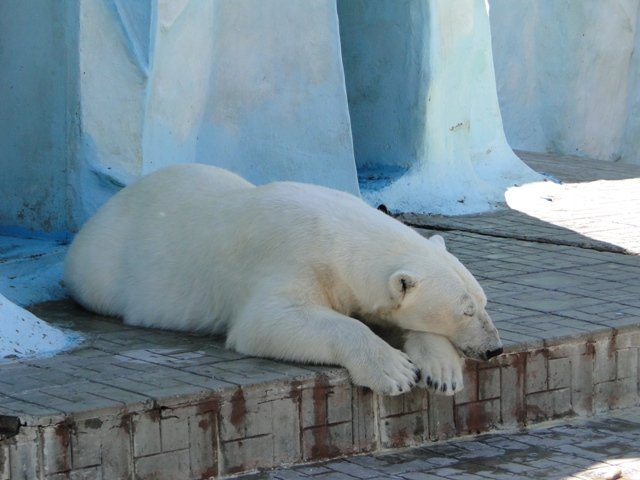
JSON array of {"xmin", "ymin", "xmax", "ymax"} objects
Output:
[{"xmin": 64, "ymin": 164, "xmax": 503, "ymax": 396}]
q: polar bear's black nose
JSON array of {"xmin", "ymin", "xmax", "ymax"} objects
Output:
[{"xmin": 485, "ymin": 347, "xmax": 504, "ymax": 359}]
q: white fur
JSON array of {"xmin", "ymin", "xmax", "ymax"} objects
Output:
[{"xmin": 64, "ymin": 164, "xmax": 502, "ymax": 396}]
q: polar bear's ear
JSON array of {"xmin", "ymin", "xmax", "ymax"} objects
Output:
[
  {"xmin": 462, "ymin": 294, "xmax": 476, "ymax": 316},
  {"xmin": 429, "ymin": 235, "xmax": 447, "ymax": 249},
  {"xmin": 389, "ymin": 270, "xmax": 418, "ymax": 302}
]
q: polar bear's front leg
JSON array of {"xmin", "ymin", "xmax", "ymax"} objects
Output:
[
  {"xmin": 226, "ymin": 303, "xmax": 420, "ymax": 396},
  {"xmin": 403, "ymin": 331, "xmax": 464, "ymax": 396}
]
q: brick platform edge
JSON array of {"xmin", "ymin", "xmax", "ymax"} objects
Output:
[{"xmin": 0, "ymin": 328, "xmax": 638, "ymax": 479}]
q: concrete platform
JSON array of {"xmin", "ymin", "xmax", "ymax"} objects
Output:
[
  {"xmin": 1, "ymin": 152, "xmax": 640, "ymax": 479},
  {"xmin": 235, "ymin": 407, "xmax": 640, "ymax": 480}
]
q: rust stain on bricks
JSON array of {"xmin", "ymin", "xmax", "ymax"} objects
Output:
[
  {"xmin": 195, "ymin": 392, "xmax": 220, "ymax": 479},
  {"xmin": 198, "ymin": 415, "xmax": 211, "ymax": 430},
  {"xmin": 608, "ymin": 331, "xmax": 618, "ymax": 358},
  {"xmin": 312, "ymin": 375, "xmax": 329, "ymax": 427},
  {"xmin": 388, "ymin": 423, "xmax": 411, "ymax": 448},
  {"xmin": 511, "ymin": 352, "xmax": 528, "ymax": 425},
  {"xmin": 147, "ymin": 407, "xmax": 162, "ymax": 423},
  {"xmin": 230, "ymin": 387, "xmax": 247, "ymax": 430},
  {"xmin": 54, "ymin": 421, "xmax": 72, "ymax": 472},
  {"xmin": 197, "ymin": 394, "xmax": 221, "ymax": 415},
  {"xmin": 195, "ymin": 402, "xmax": 219, "ymax": 479},
  {"xmin": 309, "ymin": 374, "xmax": 341, "ymax": 460},
  {"xmin": 466, "ymin": 401, "xmax": 490, "ymax": 434},
  {"xmin": 119, "ymin": 412, "xmax": 133, "ymax": 435},
  {"xmin": 197, "ymin": 466, "xmax": 218, "ymax": 480},
  {"xmin": 465, "ymin": 360, "xmax": 479, "ymax": 402},
  {"xmin": 288, "ymin": 379, "xmax": 302, "ymax": 404}
]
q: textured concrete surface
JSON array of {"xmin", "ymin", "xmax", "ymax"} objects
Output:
[
  {"xmin": 400, "ymin": 151, "xmax": 640, "ymax": 255},
  {"xmin": 234, "ymin": 407, "xmax": 640, "ymax": 480},
  {"xmin": 0, "ymin": 152, "xmax": 639, "ymax": 478}
]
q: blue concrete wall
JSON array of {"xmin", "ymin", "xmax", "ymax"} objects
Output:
[
  {"xmin": 0, "ymin": 0, "xmax": 359, "ymax": 236},
  {"xmin": 0, "ymin": 0, "xmax": 72, "ymax": 235},
  {"xmin": 490, "ymin": 0, "xmax": 640, "ymax": 165},
  {"xmin": 193, "ymin": 0, "xmax": 358, "ymax": 192},
  {"xmin": 7, "ymin": 0, "xmax": 619, "ymax": 234},
  {"xmin": 338, "ymin": 0, "xmax": 428, "ymax": 173}
]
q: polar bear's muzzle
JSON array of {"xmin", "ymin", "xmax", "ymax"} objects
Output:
[
  {"xmin": 453, "ymin": 307, "xmax": 504, "ymax": 361},
  {"xmin": 461, "ymin": 345, "xmax": 503, "ymax": 361},
  {"xmin": 483, "ymin": 346, "xmax": 504, "ymax": 360}
]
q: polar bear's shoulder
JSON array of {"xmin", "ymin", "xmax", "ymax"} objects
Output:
[
  {"xmin": 251, "ymin": 180, "xmax": 425, "ymax": 248},
  {"xmin": 139, "ymin": 164, "xmax": 255, "ymax": 192}
]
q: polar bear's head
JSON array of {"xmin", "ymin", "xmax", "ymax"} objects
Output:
[{"xmin": 388, "ymin": 235, "xmax": 503, "ymax": 361}]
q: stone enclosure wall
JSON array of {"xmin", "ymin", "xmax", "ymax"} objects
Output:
[{"xmin": 1, "ymin": 327, "xmax": 638, "ymax": 479}]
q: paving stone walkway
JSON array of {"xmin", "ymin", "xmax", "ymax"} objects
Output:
[
  {"xmin": 234, "ymin": 407, "xmax": 640, "ymax": 480},
  {"xmin": 400, "ymin": 151, "xmax": 640, "ymax": 255},
  {"xmin": 2, "ymin": 218, "xmax": 638, "ymax": 414}
]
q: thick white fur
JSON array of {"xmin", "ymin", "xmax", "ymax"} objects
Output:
[{"xmin": 65, "ymin": 164, "xmax": 502, "ymax": 396}]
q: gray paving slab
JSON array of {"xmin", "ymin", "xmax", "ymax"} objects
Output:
[
  {"xmin": 0, "ymin": 196, "xmax": 638, "ymax": 420},
  {"xmin": 0, "ymin": 219, "xmax": 635, "ymax": 408},
  {"xmin": 0, "ymin": 302, "xmax": 325, "ymax": 419},
  {"xmin": 234, "ymin": 408, "xmax": 640, "ymax": 480},
  {"xmin": 400, "ymin": 151, "xmax": 640, "ymax": 255}
]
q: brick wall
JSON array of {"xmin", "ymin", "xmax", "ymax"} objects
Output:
[{"xmin": 1, "ymin": 328, "xmax": 638, "ymax": 479}]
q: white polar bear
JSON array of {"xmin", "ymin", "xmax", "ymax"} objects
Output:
[{"xmin": 64, "ymin": 164, "xmax": 503, "ymax": 396}]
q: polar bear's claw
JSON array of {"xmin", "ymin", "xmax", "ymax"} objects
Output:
[
  {"xmin": 404, "ymin": 331, "xmax": 465, "ymax": 397},
  {"xmin": 348, "ymin": 340, "xmax": 420, "ymax": 396}
]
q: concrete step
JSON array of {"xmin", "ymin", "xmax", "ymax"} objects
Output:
[
  {"xmin": 1, "ymin": 301, "xmax": 638, "ymax": 479},
  {"xmin": 235, "ymin": 407, "xmax": 640, "ymax": 480}
]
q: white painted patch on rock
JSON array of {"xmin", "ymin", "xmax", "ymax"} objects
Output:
[{"xmin": 0, "ymin": 293, "xmax": 80, "ymax": 360}]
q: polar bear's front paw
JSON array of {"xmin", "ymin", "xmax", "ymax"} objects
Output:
[
  {"xmin": 404, "ymin": 331, "xmax": 464, "ymax": 397},
  {"xmin": 420, "ymin": 357, "xmax": 464, "ymax": 396},
  {"xmin": 347, "ymin": 337, "xmax": 420, "ymax": 396}
]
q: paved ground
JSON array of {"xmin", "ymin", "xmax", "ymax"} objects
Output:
[
  {"xmin": 1, "ymin": 212, "xmax": 638, "ymax": 416},
  {"xmin": 234, "ymin": 408, "xmax": 640, "ymax": 480},
  {"xmin": 400, "ymin": 151, "xmax": 640, "ymax": 255}
]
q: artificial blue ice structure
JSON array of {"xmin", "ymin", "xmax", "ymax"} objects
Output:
[
  {"xmin": 339, "ymin": 0, "xmax": 541, "ymax": 214},
  {"xmin": 1, "ymin": 0, "xmax": 545, "ymax": 236}
]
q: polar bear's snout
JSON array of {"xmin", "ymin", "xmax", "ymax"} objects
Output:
[
  {"xmin": 485, "ymin": 346, "xmax": 504, "ymax": 360},
  {"xmin": 460, "ymin": 339, "xmax": 504, "ymax": 361},
  {"xmin": 453, "ymin": 308, "xmax": 504, "ymax": 362}
]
